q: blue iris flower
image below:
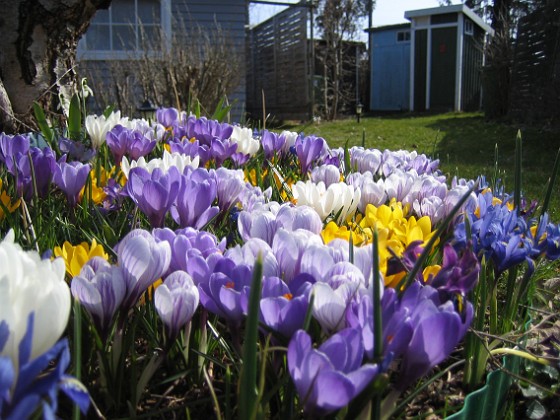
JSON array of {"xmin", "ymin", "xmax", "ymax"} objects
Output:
[{"xmin": 0, "ymin": 315, "xmax": 90, "ymax": 419}]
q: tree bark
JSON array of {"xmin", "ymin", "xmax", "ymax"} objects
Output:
[{"xmin": 0, "ymin": 0, "xmax": 111, "ymax": 133}]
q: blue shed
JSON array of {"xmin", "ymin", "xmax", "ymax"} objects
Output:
[
  {"xmin": 369, "ymin": 4, "xmax": 494, "ymax": 112},
  {"xmin": 369, "ymin": 23, "xmax": 411, "ymax": 111}
]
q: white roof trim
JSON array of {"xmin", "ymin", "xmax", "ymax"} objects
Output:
[{"xmin": 404, "ymin": 4, "xmax": 494, "ymax": 35}]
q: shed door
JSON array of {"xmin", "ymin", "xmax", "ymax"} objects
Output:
[
  {"xmin": 430, "ymin": 27, "xmax": 456, "ymax": 110},
  {"xmin": 414, "ymin": 29, "xmax": 427, "ymax": 111}
]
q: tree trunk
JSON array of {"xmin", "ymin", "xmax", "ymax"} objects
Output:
[{"xmin": 0, "ymin": 0, "xmax": 111, "ymax": 133}]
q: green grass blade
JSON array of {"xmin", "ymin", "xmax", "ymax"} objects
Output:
[
  {"xmin": 514, "ymin": 130, "xmax": 522, "ymax": 215},
  {"xmin": 239, "ymin": 256, "xmax": 263, "ymax": 420},
  {"xmin": 68, "ymin": 93, "xmax": 82, "ymax": 141},
  {"xmin": 33, "ymin": 102, "xmax": 54, "ymax": 144},
  {"xmin": 540, "ymin": 147, "xmax": 560, "ymax": 217}
]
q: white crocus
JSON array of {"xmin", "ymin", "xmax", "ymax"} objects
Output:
[
  {"xmin": 230, "ymin": 125, "xmax": 260, "ymax": 156},
  {"xmin": 85, "ymin": 110, "xmax": 125, "ymax": 149},
  {"xmin": 0, "ymin": 230, "xmax": 71, "ymax": 369},
  {"xmin": 121, "ymin": 151, "xmax": 200, "ymax": 178},
  {"xmin": 280, "ymin": 130, "xmax": 298, "ymax": 155},
  {"xmin": 291, "ymin": 181, "xmax": 361, "ymax": 224},
  {"xmin": 312, "ymin": 281, "xmax": 360, "ymax": 332}
]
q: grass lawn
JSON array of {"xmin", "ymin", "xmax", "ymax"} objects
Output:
[{"xmin": 283, "ymin": 112, "xmax": 560, "ymax": 221}]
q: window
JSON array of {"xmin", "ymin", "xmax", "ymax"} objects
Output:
[
  {"xmin": 397, "ymin": 31, "xmax": 411, "ymax": 43},
  {"xmin": 464, "ymin": 20, "xmax": 474, "ymax": 36},
  {"xmin": 78, "ymin": 0, "xmax": 171, "ymax": 59}
]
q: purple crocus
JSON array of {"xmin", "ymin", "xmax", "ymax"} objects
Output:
[
  {"xmin": 126, "ymin": 167, "xmax": 181, "ymax": 227},
  {"xmin": 171, "ymin": 168, "xmax": 219, "ymax": 229},
  {"xmin": 0, "ymin": 133, "xmax": 30, "ymax": 174},
  {"xmin": 156, "ymin": 107, "xmax": 180, "ymax": 128},
  {"xmin": 197, "ymin": 258, "xmax": 252, "ymax": 327},
  {"xmin": 106, "ymin": 125, "xmax": 157, "ymax": 164},
  {"xmin": 116, "ymin": 229, "xmax": 171, "ymax": 310},
  {"xmin": 71, "ymin": 257, "xmax": 126, "ymax": 339},
  {"xmin": 186, "ymin": 117, "xmax": 234, "ymax": 146},
  {"xmin": 295, "ymin": 135, "xmax": 327, "ymax": 176},
  {"xmin": 396, "ymin": 281, "xmax": 473, "ymax": 390},
  {"xmin": 214, "ymin": 168, "xmax": 246, "ymax": 212},
  {"xmin": 429, "ymin": 243, "xmax": 479, "ymax": 296},
  {"xmin": 106, "ymin": 125, "xmax": 130, "ymax": 165},
  {"xmin": 288, "ymin": 328, "xmax": 379, "ymax": 416},
  {"xmin": 261, "ymin": 130, "xmax": 286, "ymax": 160},
  {"xmin": 15, "ymin": 146, "xmax": 57, "ymax": 200},
  {"xmin": 53, "ymin": 157, "xmax": 91, "ymax": 207},
  {"xmin": 154, "ymin": 271, "xmax": 199, "ymax": 342},
  {"xmin": 152, "ymin": 227, "xmax": 226, "ymax": 285},
  {"xmin": 209, "ymin": 137, "xmax": 237, "ymax": 166},
  {"xmin": 259, "ymin": 276, "xmax": 312, "ymax": 338}
]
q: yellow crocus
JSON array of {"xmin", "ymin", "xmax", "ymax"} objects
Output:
[
  {"xmin": 53, "ymin": 238, "xmax": 109, "ymax": 279},
  {"xmin": 358, "ymin": 199, "xmax": 438, "ymax": 287},
  {"xmin": 0, "ymin": 179, "xmax": 20, "ymax": 220}
]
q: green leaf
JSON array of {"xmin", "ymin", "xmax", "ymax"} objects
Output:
[
  {"xmin": 33, "ymin": 102, "xmax": 55, "ymax": 144},
  {"xmin": 211, "ymin": 97, "xmax": 233, "ymax": 122},
  {"xmin": 514, "ymin": 130, "xmax": 522, "ymax": 215},
  {"xmin": 344, "ymin": 138, "xmax": 352, "ymax": 178},
  {"xmin": 238, "ymin": 256, "xmax": 263, "ymax": 420},
  {"xmin": 540, "ymin": 147, "xmax": 560, "ymax": 217},
  {"xmin": 68, "ymin": 93, "xmax": 82, "ymax": 141}
]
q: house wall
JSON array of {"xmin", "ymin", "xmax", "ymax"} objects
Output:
[
  {"xmin": 370, "ymin": 26, "xmax": 411, "ymax": 111},
  {"xmin": 78, "ymin": 0, "xmax": 248, "ymax": 122},
  {"xmin": 172, "ymin": 0, "xmax": 247, "ymax": 121},
  {"xmin": 461, "ymin": 20, "xmax": 485, "ymax": 111}
]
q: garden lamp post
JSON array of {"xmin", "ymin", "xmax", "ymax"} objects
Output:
[
  {"xmin": 137, "ymin": 98, "xmax": 157, "ymax": 121},
  {"xmin": 356, "ymin": 102, "xmax": 363, "ymax": 123}
]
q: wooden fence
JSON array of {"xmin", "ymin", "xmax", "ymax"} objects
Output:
[
  {"xmin": 508, "ymin": 1, "xmax": 560, "ymax": 126},
  {"xmin": 246, "ymin": 6, "xmax": 309, "ymax": 122}
]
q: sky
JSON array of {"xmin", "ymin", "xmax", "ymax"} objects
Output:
[{"xmin": 250, "ymin": 1, "xmax": 463, "ymax": 29}]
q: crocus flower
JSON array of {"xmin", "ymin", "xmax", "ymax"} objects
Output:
[
  {"xmin": 288, "ymin": 328, "xmax": 379, "ymax": 416},
  {"xmin": 0, "ymin": 230, "xmax": 70, "ymax": 370},
  {"xmin": 85, "ymin": 110, "xmax": 124, "ymax": 149},
  {"xmin": 58, "ymin": 137, "xmax": 96, "ymax": 162},
  {"xmin": 292, "ymin": 180, "xmax": 361, "ymax": 224},
  {"xmin": 153, "ymin": 227, "xmax": 226, "ymax": 285},
  {"xmin": 310, "ymin": 164, "xmax": 341, "ymax": 187},
  {"xmin": 116, "ymin": 229, "xmax": 171, "ymax": 310},
  {"xmin": 15, "ymin": 146, "xmax": 57, "ymax": 200},
  {"xmin": 0, "ymin": 179, "xmax": 20, "ymax": 220},
  {"xmin": 126, "ymin": 167, "xmax": 181, "ymax": 227},
  {"xmin": 295, "ymin": 135, "xmax": 327, "ymax": 175},
  {"xmin": 272, "ymin": 228, "xmax": 324, "ymax": 283},
  {"xmin": 225, "ymin": 237, "xmax": 280, "ymax": 278},
  {"xmin": 171, "ymin": 168, "xmax": 219, "ymax": 229},
  {"xmin": 230, "ymin": 125, "xmax": 260, "ymax": 156},
  {"xmin": 261, "ymin": 129, "xmax": 286, "ymax": 160},
  {"xmin": 121, "ymin": 151, "xmax": 200, "ymax": 178},
  {"xmin": 350, "ymin": 146, "xmax": 382, "ymax": 175},
  {"xmin": 53, "ymin": 157, "xmax": 91, "ymax": 207},
  {"xmin": 156, "ymin": 107, "xmax": 180, "ymax": 128},
  {"xmin": 259, "ymin": 276, "xmax": 312, "ymax": 338},
  {"xmin": 53, "ymin": 238, "xmax": 109, "ymax": 278},
  {"xmin": 312, "ymin": 281, "xmax": 360, "ymax": 332},
  {"xmin": 214, "ymin": 167, "xmax": 247, "ymax": 212},
  {"xmin": 154, "ymin": 271, "xmax": 199, "ymax": 342},
  {"xmin": 396, "ymin": 281, "xmax": 473, "ymax": 390},
  {"xmin": 0, "ymin": 133, "xmax": 30, "ymax": 174},
  {"xmin": 71, "ymin": 257, "xmax": 126, "ymax": 338},
  {"xmin": 198, "ymin": 258, "xmax": 252, "ymax": 326},
  {"xmin": 275, "ymin": 204, "xmax": 323, "ymax": 235}
]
